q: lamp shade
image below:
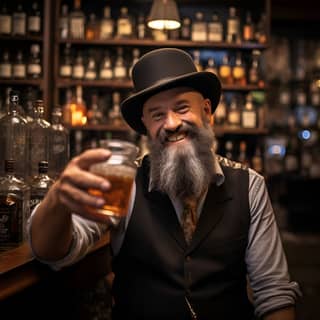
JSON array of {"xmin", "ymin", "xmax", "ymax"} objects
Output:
[{"xmin": 147, "ymin": 0, "xmax": 181, "ymax": 30}]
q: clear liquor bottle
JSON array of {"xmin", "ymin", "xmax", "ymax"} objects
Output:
[
  {"xmin": 0, "ymin": 91, "xmax": 28, "ymax": 180},
  {"xmin": 0, "ymin": 159, "xmax": 30, "ymax": 251},
  {"xmin": 100, "ymin": 5, "xmax": 114, "ymax": 39},
  {"xmin": 27, "ymin": 100, "xmax": 51, "ymax": 180},
  {"xmin": 28, "ymin": 1, "xmax": 41, "ymax": 36},
  {"xmin": 227, "ymin": 95, "xmax": 241, "ymax": 127},
  {"xmin": 0, "ymin": 3, "xmax": 12, "ymax": 35},
  {"xmin": 69, "ymin": 0, "xmax": 85, "ymax": 39},
  {"xmin": 193, "ymin": 50, "xmax": 203, "ymax": 72},
  {"xmin": 12, "ymin": 3, "xmax": 27, "ymax": 36},
  {"xmin": 49, "ymin": 107, "xmax": 70, "ymax": 179},
  {"xmin": 27, "ymin": 44, "xmax": 42, "ymax": 79},
  {"xmin": 29, "ymin": 161, "xmax": 54, "ymax": 213},
  {"xmin": 12, "ymin": 50, "xmax": 26, "ymax": 79}
]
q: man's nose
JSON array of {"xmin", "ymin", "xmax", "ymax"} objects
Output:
[{"xmin": 163, "ymin": 111, "xmax": 182, "ymax": 131}]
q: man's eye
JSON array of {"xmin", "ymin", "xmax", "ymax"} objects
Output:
[
  {"xmin": 152, "ymin": 113, "xmax": 164, "ymax": 121},
  {"xmin": 176, "ymin": 106, "xmax": 189, "ymax": 113}
]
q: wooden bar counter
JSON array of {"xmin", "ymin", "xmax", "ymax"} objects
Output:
[{"xmin": 0, "ymin": 233, "xmax": 112, "ymax": 319}]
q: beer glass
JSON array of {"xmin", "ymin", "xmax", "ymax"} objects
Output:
[{"xmin": 88, "ymin": 139, "xmax": 139, "ymax": 218}]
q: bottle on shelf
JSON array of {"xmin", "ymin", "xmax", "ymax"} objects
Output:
[
  {"xmin": 0, "ymin": 159, "xmax": 30, "ymax": 252},
  {"xmin": 100, "ymin": 5, "xmax": 114, "ymax": 39},
  {"xmin": 116, "ymin": 6, "xmax": 134, "ymax": 39},
  {"xmin": 227, "ymin": 95, "xmax": 241, "ymax": 127},
  {"xmin": 27, "ymin": 44, "xmax": 42, "ymax": 79},
  {"xmin": 25, "ymin": 87, "xmax": 36, "ymax": 122},
  {"xmin": 59, "ymin": 43, "xmax": 72, "ymax": 78},
  {"xmin": 248, "ymin": 50, "xmax": 264, "ymax": 87},
  {"xmin": 243, "ymin": 11, "xmax": 254, "ymax": 42},
  {"xmin": 241, "ymin": 93, "xmax": 258, "ymax": 129},
  {"xmin": 86, "ymin": 13, "xmax": 99, "ymax": 40},
  {"xmin": 224, "ymin": 140, "xmax": 234, "ymax": 160},
  {"xmin": 59, "ymin": 4, "xmax": 69, "ymax": 39},
  {"xmin": 72, "ymin": 85, "xmax": 87, "ymax": 126},
  {"xmin": 62, "ymin": 88, "xmax": 73, "ymax": 125},
  {"xmin": 99, "ymin": 50, "xmax": 113, "ymax": 80},
  {"xmin": 113, "ymin": 47, "xmax": 127, "ymax": 80},
  {"xmin": 204, "ymin": 57, "xmax": 218, "ymax": 75},
  {"xmin": 69, "ymin": 0, "xmax": 85, "ymax": 39},
  {"xmin": 84, "ymin": 53, "xmax": 97, "ymax": 80},
  {"xmin": 137, "ymin": 14, "xmax": 146, "ymax": 39},
  {"xmin": 27, "ymin": 100, "xmax": 51, "ymax": 180},
  {"xmin": 29, "ymin": 161, "xmax": 54, "ymax": 214},
  {"xmin": 238, "ymin": 141, "xmax": 250, "ymax": 167},
  {"xmin": 191, "ymin": 11, "xmax": 207, "ymax": 42},
  {"xmin": 108, "ymin": 91, "xmax": 124, "ymax": 126},
  {"xmin": 28, "ymin": 1, "xmax": 41, "ymax": 36},
  {"xmin": 207, "ymin": 12, "xmax": 223, "ymax": 42},
  {"xmin": 0, "ymin": 91, "xmax": 28, "ymax": 180},
  {"xmin": 49, "ymin": 106, "xmax": 70, "ymax": 179},
  {"xmin": 226, "ymin": 6, "xmax": 240, "ymax": 43},
  {"xmin": 87, "ymin": 93, "xmax": 103, "ymax": 125},
  {"xmin": 0, "ymin": 49, "xmax": 12, "ymax": 79},
  {"xmin": 72, "ymin": 51, "xmax": 85, "ymax": 79},
  {"xmin": 12, "ymin": 3, "xmax": 27, "ymax": 36},
  {"xmin": 180, "ymin": 17, "xmax": 191, "ymax": 40},
  {"xmin": 213, "ymin": 93, "xmax": 227, "ymax": 126},
  {"xmin": 219, "ymin": 53, "xmax": 233, "ymax": 85},
  {"xmin": 12, "ymin": 50, "xmax": 26, "ymax": 79},
  {"xmin": 193, "ymin": 50, "xmax": 203, "ymax": 72},
  {"xmin": 255, "ymin": 13, "xmax": 267, "ymax": 44},
  {"xmin": 232, "ymin": 52, "xmax": 247, "ymax": 86},
  {"xmin": 129, "ymin": 48, "xmax": 140, "ymax": 77},
  {"xmin": 0, "ymin": 3, "xmax": 12, "ymax": 35},
  {"xmin": 251, "ymin": 145, "xmax": 263, "ymax": 173}
]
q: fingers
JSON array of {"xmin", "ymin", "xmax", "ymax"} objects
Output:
[{"xmin": 72, "ymin": 148, "xmax": 111, "ymax": 170}]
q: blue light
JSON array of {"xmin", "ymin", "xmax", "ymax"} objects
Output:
[{"xmin": 301, "ymin": 130, "xmax": 311, "ymax": 140}]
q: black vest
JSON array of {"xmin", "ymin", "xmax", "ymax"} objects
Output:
[{"xmin": 112, "ymin": 157, "xmax": 254, "ymax": 320}]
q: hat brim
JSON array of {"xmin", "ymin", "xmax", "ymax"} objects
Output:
[{"xmin": 120, "ymin": 71, "xmax": 221, "ymax": 135}]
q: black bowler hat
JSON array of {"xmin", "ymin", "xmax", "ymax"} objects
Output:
[{"xmin": 120, "ymin": 48, "xmax": 221, "ymax": 135}]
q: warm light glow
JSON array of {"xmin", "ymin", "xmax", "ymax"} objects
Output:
[
  {"xmin": 147, "ymin": 19, "xmax": 181, "ymax": 30},
  {"xmin": 316, "ymin": 79, "xmax": 320, "ymax": 88}
]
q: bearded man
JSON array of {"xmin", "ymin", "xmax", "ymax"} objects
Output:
[{"xmin": 29, "ymin": 48, "xmax": 301, "ymax": 320}]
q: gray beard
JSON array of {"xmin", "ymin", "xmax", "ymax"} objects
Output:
[{"xmin": 149, "ymin": 121, "xmax": 216, "ymax": 199}]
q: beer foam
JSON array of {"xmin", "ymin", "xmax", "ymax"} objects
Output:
[{"xmin": 90, "ymin": 163, "xmax": 136, "ymax": 178}]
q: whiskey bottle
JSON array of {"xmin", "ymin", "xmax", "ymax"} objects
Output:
[
  {"xmin": 226, "ymin": 6, "xmax": 240, "ymax": 43},
  {"xmin": 12, "ymin": 3, "xmax": 27, "ymax": 36},
  {"xmin": 116, "ymin": 7, "xmax": 133, "ymax": 39},
  {"xmin": 86, "ymin": 13, "xmax": 99, "ymax": 40},
  {"xmin": 27, "ymin": 44, "xmax": 42, "ymax": 79},
  {"xmin": 12, "ymin": 50, "xmax": 26, "ymax": 79},
  {"xmin": 28, "ymin": 1, "xmax": 41, "ymax": 36},
  {"xmin": 72, "ymin": 51, "xmax": 85, "ymax": 79},
  {"xmin": 219, "ymin": 54, "xmax": 233, "ymax": 85},
  {"xmin": 113, "ymin": 47, "xmax": 127, "ymax": 79},
  {"xmin": 87, "ymin": 93, "xmax": 103, "ymax": 125},
  {"xmin": 28, "ymin": 100, "xmax": 51, "ymax": 180},
  {"xmin": 59, "ymin": 43, "xmax": 72, "ymax": 78},
  {"xmin": 72, "ymin": 85, "xmax": 87, "ymax": 126},
  {"xmin": 232, "ymin": 52, "xmax": 247, "ymax": 86},
  {"xmin": 84, "ymin": 53, "xmax": 97, "ymax": 80},
  {"xmin": 108, "ymin": 91, "xmax": 124, "ymax": 126},
  {"xmin": 227, "ymin": 95, "xmax": 241, "ymax": 127},
  {"xmin": 0, "ymin": 3, "xmax": 12, "ymax": 35},
  {"xmin": 180, "ymin": 17, "xmax": 191, "ymax": 40},
  {"xmin": 69, "ymin": 0, "xmax": 85, "ymax": 39},
  {"xmin": 243, "ymin": 11, "xmax": 254, "ymax": 42},
  {"xmin": 0, "ymin": 159, "xmax": 30, "ymax": 251},
  {"xmin": 49, "ymin": 107, "xmax": 70, "ymax": 179},
  {"xmin": 191, "ymin": 11, "xmax": 207, "ymax": 42},
  {"xmin": 137, "ymin": 14, "xmax": 146, "ymax": 39},
  {"xmin": 0, "ymin": 91, "xmax": 28, "ymax": 180},
  {"xmin": 99, "ymin": 50, "xmax": 113, "ymax": 80},
  {"xmin": 29, "ymin": 161, "xmax": 54, "ymax": 213},
  {"xmin": 100, "ymin": 5, "xmax": 114, "ymax": 39},
  {"xmin": 241, "ymin": 93, "xmax": 257, "ymax": 128},
  {"xmin": 0, "ymin": 49, "xmax": 12, "ymax": 79},
  {"xmin": 207, "ymin": 13, "xmax": 223, "ymax": 42},
  {"xmin": 59, "ymin": 4, "xmax": 69, "ymax": 39}
]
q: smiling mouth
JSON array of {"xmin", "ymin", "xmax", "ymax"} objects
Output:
[{"xmin": 166, "ymin": 132, "xmax": 187, "ymax": 143}]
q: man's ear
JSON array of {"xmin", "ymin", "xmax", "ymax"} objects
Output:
[{"xmin": 203, "ymin": 98, "xmax": 212, "ymax": 117}]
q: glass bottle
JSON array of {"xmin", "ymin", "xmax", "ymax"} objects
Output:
[
  {"xmin": 12, "ymin": 3, "xmax": 27, "ymax": 36},
  {"xmin": 59, "ymin": 43, "xmax": 72, "ymax": 78},
  {"xmin": 84, "ymin": 53, "xmax": 97, "ymax": 80},
  {"xmin": 214, "ymin": 93, "xmax": 226, "ymax": 126},
  {"xmin": 29, "ymin": 161, "xmax": 54, "ymax": 213},
  {"xmin": 225, "ymin": 140, "xmax": 234, "ymax": 160},
  {"xmin": 87, "ymin": 93, "xmax": 103, "ymax": 125},
  {"xmin": 28, "ymin": 1, "xmax": 41, "ymax": 36},
  {"xmin": 180, "ymin": 17, "xmax": 191, "ymax": 40},
  {"xmin": 108, "ymin": 91, "xmax": 124, "ymax": 126},
  {"xmin": 238, "ymin": 141, "xmax": 250, "ymax": 167},
  {"xmin": 27, "ymin": 44, "xmax": 42, "ymax": 79},
  {"xmin": 100, "ymin": 5, "xmax": 114, "ymax": 39},
  {"xmin": 251, "ymin": 146, "xmax": 263, "ymax": 174},
  {"xmin": 219, "ymin": 54, "xmax": 233, "ymax": 85},
  {"xmin": 0, "ymin": 159, "xmax": 30, "ymax": 251},
  {"xmin": 191, "ymin": 11, "xmax": 207, "ymax": 42},
  {"xmin": 227, "ymin": 95, "xmax": 241, "ymax": 127},
  {"xmin": 72, "ymin": 85, "xmax": 87, "ymax": 126},
  {"xmin": 72, "ymin": 51, "xmax": 85, "ymax": 79},
  {"xmin": 226, "ymin": 6, "xmax": 240, "ymax": 43},
  {"xmin": 28, "ymin": 100, "xmax": 51, "ymax": 180},
  {"xmin": 137, "ymin": 14, "xmax": 146, "ymax": 39},
  {"xmin": 241, "ymin": 93, "xmax": 257, "ymax": 129},
  {"xmin": 255, "ymin": 13, "xmax": 267, "ymax": 44},
  {"xmin": 86, "ymin": 13, "xmax": 99, "ymax": 40},
  {"xmin": 232, "ymin": 52, "xmax": 247, "ymax": 86},
  {"xmin": 243, "ymin": 11, "xmax": 254, "ymax": 42},
  {"xmin": 193, "ymin": 50, "xmax": 202, "ymax": 72},
  {"xmin": 62, "ymin": 88, "xmax": 73, "ymax": 125},
  {"xmin": 49, "ymin": 106, "xmax": 69, "ymax": 179},
  {"xmin": 204, "ymin": 57, "xmax": 218, "ymax": 75},
  {"xmin": 13, "ymin": 50, "xmax": 26, "ymax": 79},
  {"xmin": 129, "ymin": 48, "xmax": 140, "ymax": 78},
  {"xmin": 0, "ymin": 49, "xmax": 12, "ymax": 79},
  {"xmin": 99, "ymin": 50, "xmax": 113, "ymax": 80},
  {"xmin": 113, "ymin": 47, "xmax": 127, "ymax": 80},
  {"xmin": 116, "ymin": 6, "xmax": 133, "ymax": 39},
  {"xmin": 69, "ymin": 0, "xmax": 85, "ymax": 39},
  {"xmin": 25, "ymin": 87, "xmax": 36, "ymax": 123},
  {"xmin": 59, "ymin": 4, "xmax": 69, "ymax": 39},
  {"xmin": 0, "ymin": 3, "xmax": 12, "ymax": 35},
  {"xmin": 207, "ymin": 13, "xmax": 223, "ymax": 42},
  {"xmin": 0, "ymin": 91, "xmax": 28, "ymax": 180}
]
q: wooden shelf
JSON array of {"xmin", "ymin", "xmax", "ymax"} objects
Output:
[
  {"xmin": 67, "ymin": 123, "xmax": 133, "ymax": 132},
  {"xmin": 214, "ymin": 127, "xmax": 268, "ymax": 136},
  {"xmin": 0, "ymin": 35, "xmax": 43, "ymax": 42},
  {"xmin": 0, "ymin": 79, "xmax": 44, "ymax": 87},
  {"xmin": 58, "ymin": 38, "xmax": 269, "ymax": 50}
]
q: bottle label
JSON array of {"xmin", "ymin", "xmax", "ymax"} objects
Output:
[
  {"xmin": 27, "ymin": 63, "xmax": 41, "ymax": 75},
  {"xmin": 28, "ymin": 16, "xmax": 41, "ymax": 32},
  {"xmin": 208, "ymin": 23, "xmax": 223, "ymax": 42},
  {"xmin": 70, "ymin": 18, "xmax": 84, "ymax": 39},
  {"xmin": 0, "ymin": 194, "xmax": 23, "ymax": 245},
  {"xmin": 0, "ymin": 15, "xmax": 12, "ymax": 34},
  {"xmin": 117, "ymin": 19, "xmax": 132, "ymax": 37},
  {"xmin": 191, "ymin": 25, "xmax": 207, "ymax": 41},
  {"xmin": 60, "ymin": 65, "xmax": 72, "ymax": 77},
  {"xmin": 0, "ymin": 63, "xmax": 12, "ymax": 78},
  {"xmin": 227, "ymin": 20, "xmax": 239, "ymax": 36},
  {"xmin": 73, "ymin": 65, "xmax": 84, "ymax": 78},
  {"xmin": 100, "ymin": 22, "xmax": 113, "ymax": 39},
  {"xmin": 13, "ymin": 64, "xmax": 26, "ymax": 78},
  {"xmin": 242, "ymin": 111, "xmax": 257, "ymax": 128}
]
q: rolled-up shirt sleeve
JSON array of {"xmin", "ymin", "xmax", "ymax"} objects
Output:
[{"xmin": 246, "ymin": 169, "xmax": 302, "ymax": 317}]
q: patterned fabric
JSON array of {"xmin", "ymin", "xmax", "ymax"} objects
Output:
[{"xmin": 182, "ymin": 196, "xmax": 198, "ymax": 244}]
